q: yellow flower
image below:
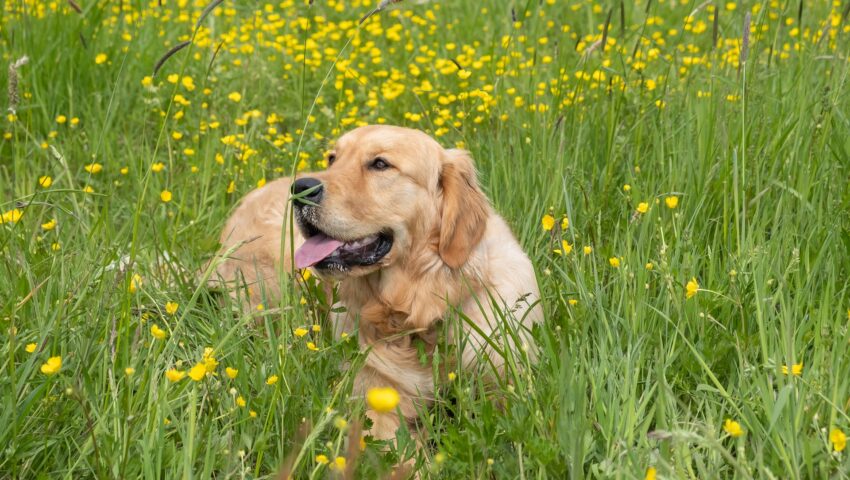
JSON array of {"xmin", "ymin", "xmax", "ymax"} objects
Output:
[
  {"xmin": 166, "ymin": 369, "xmax": 185, "ymax": 382},
  {"xmin": 84, "ymin": 163, "xmax": 102, "ymax": 174},
  {"xmin": 560, "ymin": 240, "xmax": 572, "ymax": 255},
  {"xmin": 160, "ymin": 190, "xmax": 172, "ymax": 203},
  {"xmin": 568, "ymin": 299, "xmax": 578, "ymax": 306},
  {"xmin": 55, "ymin": 115, "xmax": 67, "ymax": 124},
  {"xmin": 236, "ymin": 396, "xmax": 246, "ymax": 407},
  {"xmin": 202, "ymin": 348, "xmax": 218, "ymax": 373},
  {"xmin": 150, "ymin": 324, "xmax": 168, "ymax": 340},
  {"xmin": 334, "ymin": 416, "xmax": 348, "ymax": 430},
  {"xmin": 583, "ymin": 246, "xmax": 592, "ymax": 255},
  {"xmin": 249, "ymin": 410, "xmax": 257, "ymax": 418},
  {"xmin": 645, "ymin": 262, "xmax": 654, "ymax": 270},
  {"xmin": 129, "ymin": 274, "xmax": 142, "ymax": 293},
  {"xmin": 257, "ymin": 178, "xmax": 266, "ymax": 188},
  {"xmin": 311, "ymin": 325, "xmax": 321, "ymax": 332},
  {"xmin": 447, "ymin": 372, "xmax": 456, "ymax": 381},
  {"xmin": 41, "ymin": 219, "xmax": 57, "ymax": 231},
  {"xmin": 781, "ymin": 363, "xmax": 803, "ymax": 376},
  {"xmin": 125, "ymin": 367, "xmax": 135, "ymax": 376},
  {"xmin": 457, "ymin": 69, "xmax": 472, "ymax": 79},
  {"xmin": 151, "ymin": 162, "xmax": 165, "ymax": 173},
  {"xmin": 226, "ymin": 181, "xmax": 236, "ymax": 194},
  {"xmin": 686, "ymin": 278, "xmax": 699, "ymax": 299},
  {"xmin": 307, "ymin": 342, "xmax": 319, "ymax": 351},
  {"xmin": 266, "ymin": 375, "xmax": 279, "ymax": 385},
  {"xmin": 636, "ymin": 202, "xmax": 649, "ymax": 214},
  {"xmin": 141, "ymin": 76, "xmax": 154, "ymax": 87},
  {"xmin": 723, "ymin": 419, "xmax": 744, "ymax": 437},
  {"xmin": 1, "ymin": 208, "xmax": 23, "ymax": 224},
  {"xmin": 609, "ymin": 257, "xmax": 621, "ymax": 268},
  {"xmin": 541, "ymin": 214, "xmax": 555, "ymax": 231},
  {"xmin": 95, "ymin": 53, "xmax": 107, "ymax": 64},
  {"xmin": 830, "ymin": 428, "xmax": 847, "ymax": 452},
  {"xmin": 665, "ymin": 196, "xmax": 679, "ymax": 209},
  {"xmin": 315, "ymin": 454, "xmax": 329, "ymax": 465},
  {"xmin": 294, "ymin": 327, "xmax": 309, "ymax": 337},
  {"xmin": 645, "ymin": 466, "xmax": 657, "ymax": 480},
  {"xmin": 181, "ymin": 76, "xmax": 195, "ymax": 91},
  {"xmin": 366, "ymin": 387, "xmax": 400, "ymax": 413},
  {"xmin": 165, "ymin": 302, "xmax": 178, "ymax": 315},
  {"xmin": 331, "ymin": 457, "xmax": 346, "ymax": 471},
  {"xmin": 40, "ymin": 356, "xmax": 62, "ymax": 375},
  {"xmin": 120, "ymin": 167, "xmax": 129, "ymax": 175},
  {"xmin": 623, "ymin": 184, "xmax": 631, "ymax": 192},
  {"xmin": 228, "ymin": 92, "xmax": 242, "ymax": 102},
  {"xmin": 188, "ymin": 362, "xmax": 206, "ymax": 381},
  {"xmin": 25, "ymin": 343, "xmax": 37, "ymax": 353},
  {"xmin": 225, "ymin": 367, "xmax": 238, "ymax": 379},
  {"xmin": 560, "ymin": 217, "xmax": 569, "ymax": 230},
  {"xmin": 38, "ymin": 176, "xmax": 52, "ymax": 188}
]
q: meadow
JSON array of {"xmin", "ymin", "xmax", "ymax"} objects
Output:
[{"xmin": 2, "ymin": 0, "xmax": 850, "ymax": 477}]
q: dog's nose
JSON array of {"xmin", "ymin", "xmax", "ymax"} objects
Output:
[{"xmin": 291, "ymin": 177, "xmax": 324, "ymax": 205}]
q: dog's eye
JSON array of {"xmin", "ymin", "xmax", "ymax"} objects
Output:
[
  {"xmin": 369, "ymin": 157, "xmax": 391, "ymax": 171},
  {"xmin": 327, "ymin": 154, "xmax": 336, "ymax": 166}
]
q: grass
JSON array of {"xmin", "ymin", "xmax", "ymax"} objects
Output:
[{"xmin": 2, "ymin": 0, "xmax": 850, "ymax": 477}]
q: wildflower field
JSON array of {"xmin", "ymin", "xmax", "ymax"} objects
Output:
[{"xmin": 2, "ymin": 0, "xmax": 850, "ymax": 477}]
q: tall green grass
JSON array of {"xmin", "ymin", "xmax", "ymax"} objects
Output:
[{"xmin": 2, "ymin": 0, "xmax": 850, "ymax": 477}]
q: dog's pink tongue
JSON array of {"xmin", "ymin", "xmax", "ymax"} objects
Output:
[{"xmin": 295, "ymin": 234, "xmax": 344, "ymax": 269}]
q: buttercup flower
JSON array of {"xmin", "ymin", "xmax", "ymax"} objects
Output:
[
  {"xmin": 781, "ymin": 363, "xmax": 802, "ymax": 376},
  {"xmin": 636, "ymin": 202, "xmax": 649, "ymax": 214},
  {"xmin": 686, "ymin": 278, "xmax": 699, "ymax": 299},
  {"xmin": 188, "ymin": 362, "xmax": 206, "ymax": 381},
  {"xmin": 25, "ymin": 343, "xmax": 37, "ymax": 353},
  {"xmin": 665, "ymin": 196, "xmax": 679, "ymax": 208},
  {"xmin": 150, "ymin": 324, "xmax": 168, "ymax": 340},
  {"xmin": 226, "ymin": 367, "xmax": 238, "ymax": 379},
  {"xmin": 266, "ymin": 375, "xmax": 279, "ymax": 385},
  {"xmin": 366, "ymin": 387, "xmax": 400, "ymax": 412},
  {"xmin": 1, "ymin": 209, "xmax": 23, "ymax": 224},
  {"xmin": 541, "ymin": 214, "xmax": 555, "ymax": 231},
  {"xmin": 166, "ymin": 369, "xmax": 185, "ymax": 382},
  {"xmin": 723, "ymin": 419, "xmax": 744, "ymax": 437},
  {"xmin": 830, "ymin": 428, "xmax": 847, "ymax": 452},
  {"xmin": 129, "ymin": 274, "xmax": 142, "ymax": 293},
  {"xmin": 41, "ymin": 356, "xmax": 62, "ymax": 375},
  {"xmin": 165, "ymin": 302, "xmax": 178, "ymax": 315},
  {"xmin": 645, "ymin": 467, "xmax": 657, "ymax": 480}
]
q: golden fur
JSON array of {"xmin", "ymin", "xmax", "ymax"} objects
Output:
[{"xmin": 211, "ymin": 125, "xmax": 542, "ymax": 442}]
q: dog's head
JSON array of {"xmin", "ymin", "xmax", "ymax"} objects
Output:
[{"xmin": 292, "ymin": 125, "xmax": 489, "ymax": 279}]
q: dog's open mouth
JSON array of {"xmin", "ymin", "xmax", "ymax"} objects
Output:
[{"xmin": 295, "ymin": 227, "xmax": 393, "ymax": 271}]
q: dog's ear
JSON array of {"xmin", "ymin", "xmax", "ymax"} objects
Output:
[{"xmin": 439, "ymin": 149, "xmax": 489, "ymax": 269}]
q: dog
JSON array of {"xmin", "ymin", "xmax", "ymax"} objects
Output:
[{"xmin": 212, "ymin": 125, "xmax": 542, "ymax": 445}]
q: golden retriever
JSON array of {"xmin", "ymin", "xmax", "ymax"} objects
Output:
[{"xmin": 212, "ymin": 125, "xmax": 542, "ymax": 444}]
